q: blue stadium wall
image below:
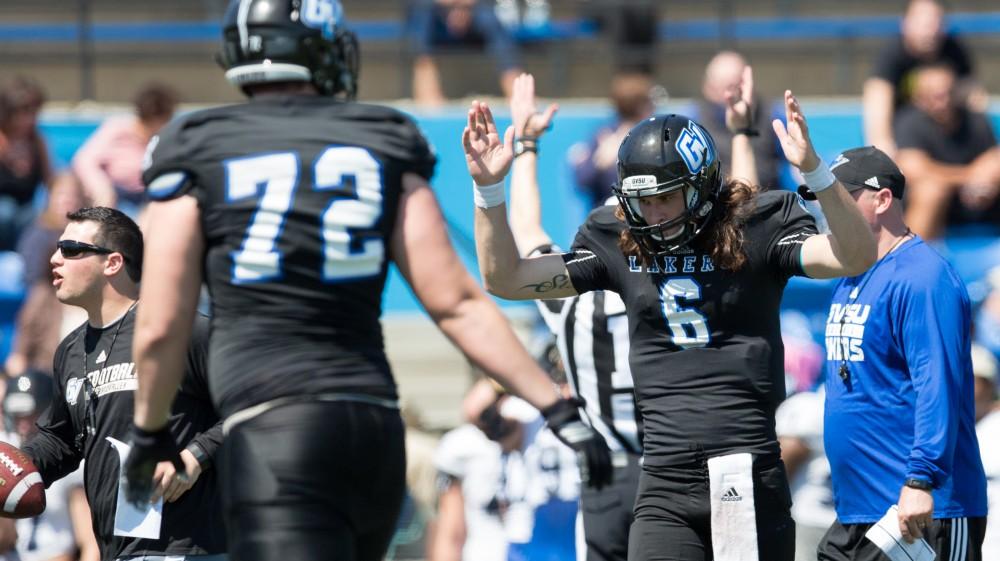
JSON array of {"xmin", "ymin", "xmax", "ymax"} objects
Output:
[{"xmin": 8, "ymin": 104, "xmax": 1000, "ymax": 356}]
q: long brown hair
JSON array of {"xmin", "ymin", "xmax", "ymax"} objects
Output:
[{"xmin": 615, "ymin": 178, "xmax": 758, "ymax": 271}]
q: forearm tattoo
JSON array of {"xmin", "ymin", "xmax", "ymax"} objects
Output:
[{"xmin": 520, "ymin": 274, "xmax": 570, "ymax": 294}]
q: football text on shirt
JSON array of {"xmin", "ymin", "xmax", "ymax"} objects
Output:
[{"xmin": 824, "ymin": 303, "xmax": 870, "ymax": 362}]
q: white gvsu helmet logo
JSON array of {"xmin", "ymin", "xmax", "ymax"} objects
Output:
[
  {"xmin": 300, "ymin": 0, "xmax": 343, "ymax": 39},
  {"xmin": 675, "ymin": 121, "xmax": 715, "ymax": 174}
]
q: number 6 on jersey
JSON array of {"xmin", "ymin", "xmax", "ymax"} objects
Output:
[{"xmin": 659, "ymin": 278, "xmax": 710, "ymax": 348}]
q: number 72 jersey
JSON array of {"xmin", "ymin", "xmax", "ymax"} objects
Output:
[{"xmin": 141, "ymin": 97, "xmax": 436, "ymax": 417}]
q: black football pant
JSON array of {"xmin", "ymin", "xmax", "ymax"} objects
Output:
[
  {"xmin": 628, "ymin": 456, "xmax": 795, "ymax": 561},
  {"xmin": 817, "ymin": 516, "xmax": 986, "ymax": 561},
  {"xmin": 579, "ymin": 452, "xmax": 642, "ymax": 561},
  {"xmin": 219, "ymin": 400, "xmax": 406, "ymax": 561}
]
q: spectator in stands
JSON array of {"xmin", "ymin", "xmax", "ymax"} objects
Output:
[
  {"xmin": 862, "ymin": 0, "xmax": 985, "ymax": 156},
  {"xmin": 73, "ymin": 82, "xmax": 178, "ymax": 220},
  {"xmin": 893, "ymin": 63, "xmax": 1000, "ymax": 240},
  {"xmin": 692, "ymin": 51, "xmax": 783, "ymax": 191},
  {"xmin": 0, "ymin": 76, "xmax": 52, "ymax": 252},
  {"xmin": 4, "ymin": 172, "xmax": 83, "ymax": 379},
  {"xmin": 409, "ymin": 0, "xmax": 523, "ymax": 107},
  {"xmin": 430, "ymin": 378, "xmax": 579, "ymax": 561},
  {"xmin": 972, "ymin": 344, "xmax": 1000, "ymax": 559},
  {"xmin": 578, "ymin": 0, "xmax": 659, "ymax": 74},
  {"xmin": 2, "ymin": 371, "xmax": 100, "ymax": 561},
  {"xmin": 776, "ymin": 388, "xmax": 835, "ymax": 561},
  {"xmin": 568, "ymin": 71, "xmax": 653, "ymax": 209}
]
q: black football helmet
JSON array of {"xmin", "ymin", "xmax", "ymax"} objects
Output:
[
  {"xmin": 218, "ymin": 0, "xmax": 359, "ymax": 98},
  {"xmin": 613, "ymin": 114, "xmax": 722, "ymax": 255}
]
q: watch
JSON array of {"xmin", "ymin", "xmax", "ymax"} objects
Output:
[
  {"xmin": 514, "ymin": 137, "xmax": 538, "ymax": 157},
  {"xmin": 904, "ymin": 477, "xmax": 933, "ymax": 491},
  {"xmin": 185, "ymin": 442, "xmax": 211, "ymax": 470}
]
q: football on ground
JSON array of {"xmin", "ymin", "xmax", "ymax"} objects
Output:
[{"xmin": 0, "ymin": 441, "xmax": 45, "ymax": 518}]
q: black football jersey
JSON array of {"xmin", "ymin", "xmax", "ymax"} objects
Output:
[
  {"xmin": 25, "ymin": 310, "xmax": 224, "ymax": 560},
  {"xmin": 142, "ymin": 96, "xmax": 436, "ymax": 417},
  {"xmin": 564, "ymin": 190, "xmax": 818, "ymax": 467}
]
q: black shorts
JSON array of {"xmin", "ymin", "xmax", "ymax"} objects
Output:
[
  {"xmin": 817, "ymin": 516, "xmax": 986, "ymax": 561},
  {"xmin": 219, "ymin": 400, "xmax": 406, "ymax": 561},
  {"xmin": 627, "ymin": 456, "xmax": 794, "ymax": 561},
  {"xmin": 579, "ymin": 452, "xmax": 642, "ymax": 561}
]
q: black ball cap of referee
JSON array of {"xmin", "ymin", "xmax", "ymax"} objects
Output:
[{"xmin": 797, "ymin": 146, "xmax": 906, "ymax": 201}]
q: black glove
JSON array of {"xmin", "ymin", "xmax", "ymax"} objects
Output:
[
  {"xmin": 541, "ymin": 398, "xmax": 613, "ymax": 489},
  {"xmin": 122, "ymin": 425, "xmax": 185, "ymax": 508}
]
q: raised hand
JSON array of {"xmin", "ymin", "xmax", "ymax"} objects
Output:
[
  {"xmin": 462, "ymin": 100, "xmax": 515, "ymax": 186},
  {"xmin": 725, "ymin": 65, "xmax": 754, "ymax": 133},
  {"xmin": 511, "ymin": 73, "xmax": 558, "ymax": 139},
  {"xmin": 772, "ymin": 90, "xmax": 820, "ymax": 172}
]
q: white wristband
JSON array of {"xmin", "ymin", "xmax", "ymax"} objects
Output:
[
  {"xmin": 801, "ymin": 160, "xmax": 837, "ymax": 194},
  {"xmin": 473, "ymin": 180, "xmax": 506, "ymax": 209}
]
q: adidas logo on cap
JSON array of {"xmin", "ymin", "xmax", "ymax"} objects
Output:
[
  {"xmin": 864, "ymin": 176, "xmax": 880, "ymax": 188},
  {"xmin": 721, "ymin": 487, "xmax": 742, "ymax": 502}
]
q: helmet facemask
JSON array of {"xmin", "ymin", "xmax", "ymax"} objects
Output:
[
  {"xmin": 613, "ymin": 115, "xmax": 723, "ymax": 256},
  {"xmin": 614, "ymin": 152, "xmax": 719, "ymax": 256}
]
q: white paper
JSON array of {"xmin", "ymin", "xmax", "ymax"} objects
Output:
[
  {"xmin": 107, "ymin": 436, "xmax": 163, "ymax": 539},
  {"xmin": 863, "ymin": 505, "xmax": 935, "ymax": 561}
]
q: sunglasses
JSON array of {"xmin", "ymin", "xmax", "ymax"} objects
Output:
[{"xmin": 57, "ymin": 239, "xmax": 118, "ymax": 259}]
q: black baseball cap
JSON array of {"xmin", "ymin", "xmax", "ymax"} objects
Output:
[{"xmin": 797, "ymin": 146, "xmax": 906, "ymax": 201}]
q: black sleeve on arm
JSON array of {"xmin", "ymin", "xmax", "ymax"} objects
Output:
[
  {"xmin": 142, "ymin": 116, "xmax": 201, "ymax": 203},
  {"xmin": 763, "ymin": 192, "xmax": 819, "ymax": 279},
  {"xmin": 183, "ymin": 314, "xmax": 222, "ymax": 467},
  {"xmin": 185, "ymin": 421, "xmax": 224, "ymax": 470},
  {"xmin": 22, "ymin": 345, "xmax": 83, "ymax": 486},
  {"xmin": 562, "ymin": 248, "xmax": 610, "ymax": 294},
  {"xmin": 564, "ymin": 208, "xmax": 626, "ymax": 294}
]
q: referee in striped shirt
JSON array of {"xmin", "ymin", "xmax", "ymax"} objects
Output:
[{"xmin": 507, "ymin": 75, "xmax": 641, "ymax": 561}]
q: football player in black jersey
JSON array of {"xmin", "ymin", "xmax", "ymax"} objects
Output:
[
  {"xmin": 464, "ymin": 82, "xmax": 878, "ymax": 559},
  {"xmin": 122, "ymin": 2, "xmax": 609, "ymax": 560},
  {"xmin": 507, "ymin": 68, "xmax": 775, "ymax": 561}
]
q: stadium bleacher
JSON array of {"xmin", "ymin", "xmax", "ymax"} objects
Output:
[{"xmin": 2, "ymin": 0, "xmax": 1000, "ymax": 101}]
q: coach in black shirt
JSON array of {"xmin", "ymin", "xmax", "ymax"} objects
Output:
[{"xmin": 23, "ymin": 207, "xmax": 225, "ymax": 561}]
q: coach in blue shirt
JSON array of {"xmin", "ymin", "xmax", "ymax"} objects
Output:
[{"xmin": 798, "ymin": 146, "xmax": 987, "ymax": 561}]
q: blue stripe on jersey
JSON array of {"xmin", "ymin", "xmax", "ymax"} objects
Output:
[{"xmin": 146, "ymin": 171, "xmax": 189, "ymax": 200}]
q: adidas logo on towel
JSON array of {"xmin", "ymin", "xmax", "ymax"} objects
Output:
[
  {"xmin": 864, "ymin": 176, "xmax": 880, "ymax": 188},
  {"xmin": 721, "ymin": 487, "xmax": 742, "ymax": 502}
]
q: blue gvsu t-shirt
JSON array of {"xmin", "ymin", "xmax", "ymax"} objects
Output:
[{"xmin": 822, "ymin": 236, "xmax": 987, "ymax": 523}]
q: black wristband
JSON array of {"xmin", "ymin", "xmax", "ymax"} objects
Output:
[
  {"xmin": 904, "ymin": 477, "xmax": 933, "ymax": 491},
  {"xmin": 733, "ymin": 127, "xmax": 760, "ymax": 137},
  {"xmin": 185, "ymin": 442, "xmax": 211, "ymax": 469}
]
